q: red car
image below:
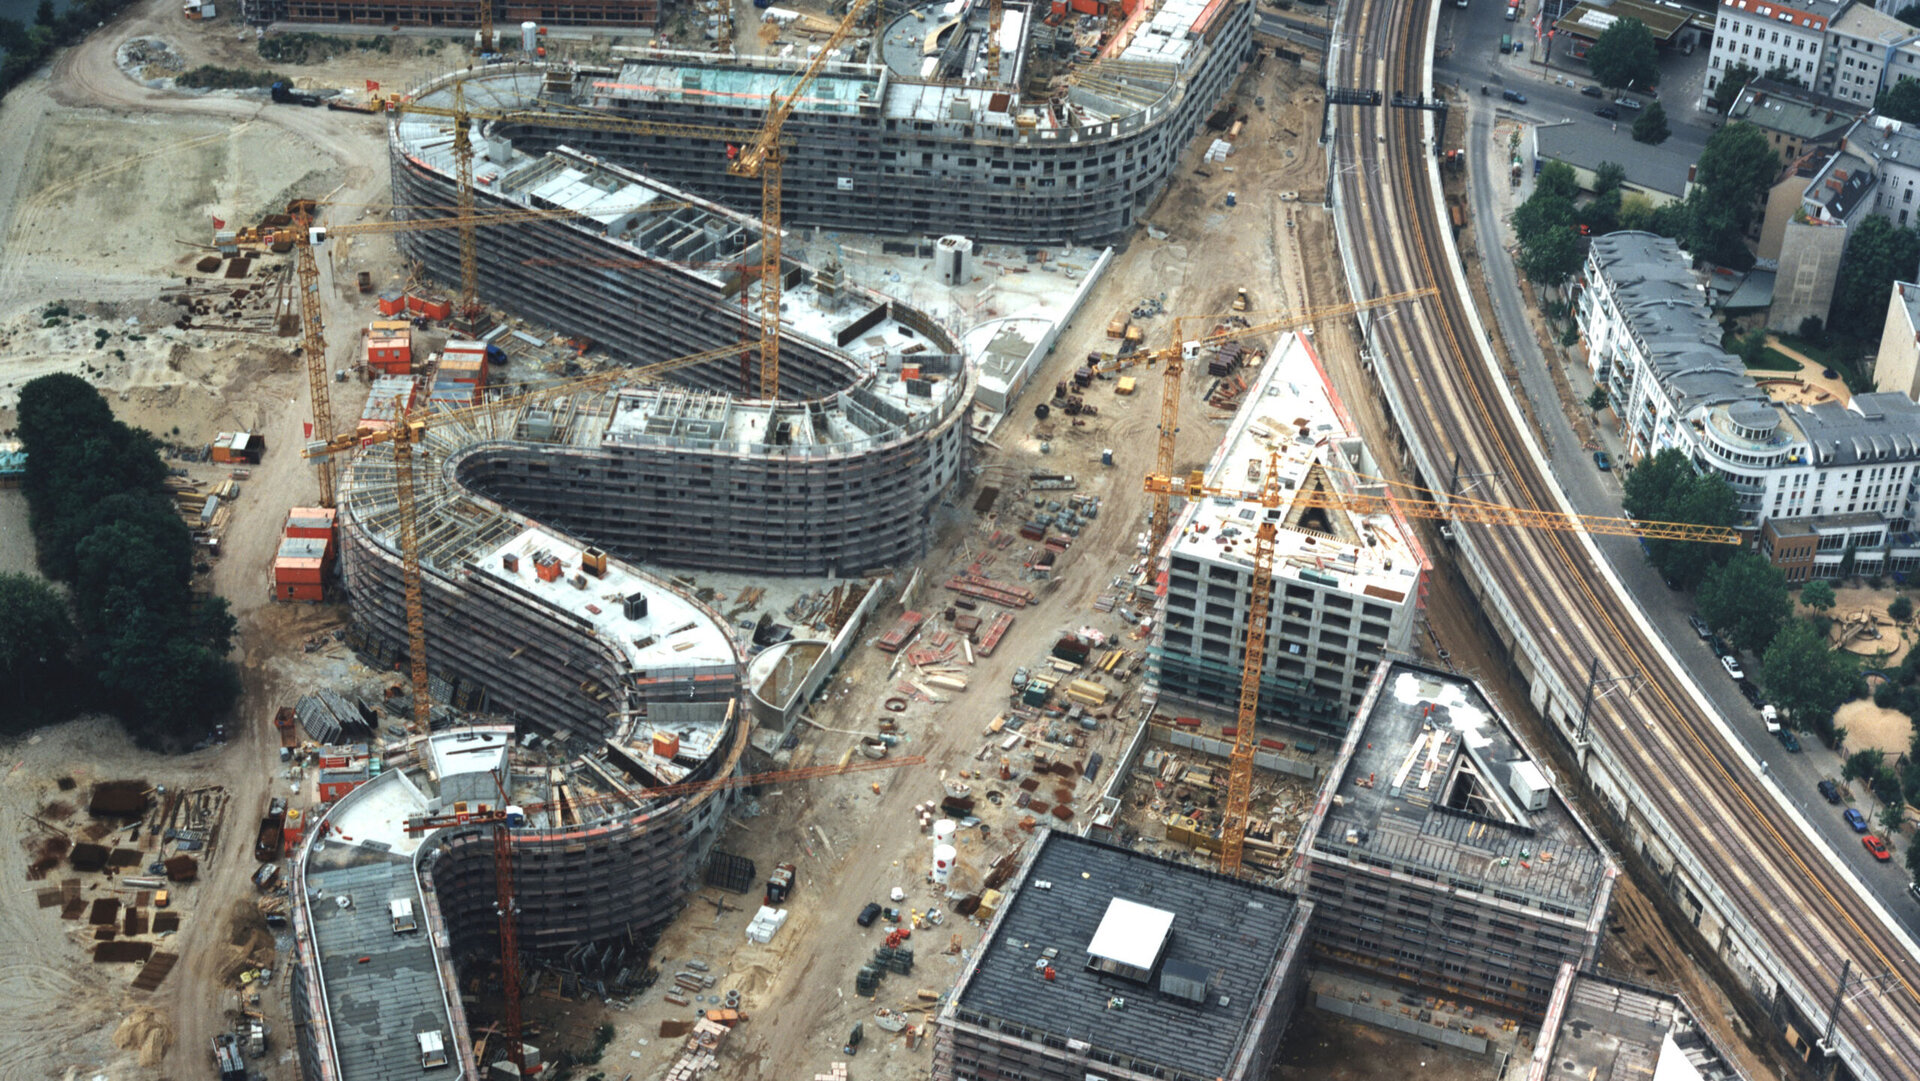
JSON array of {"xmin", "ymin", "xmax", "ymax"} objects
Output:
[{"xmin": 1863, "ymin": 835, "xmax": 1893, "ymax": 862}]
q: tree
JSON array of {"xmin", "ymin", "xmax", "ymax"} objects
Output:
[
  {"xmin": 1622, "ymin": 447, "xmax": 1694, "ymax": 521},
  {"xmin": 1880, "ymin": 77, "xmax": 1920, "ymax": 124},
  {"xmin": 1892, "ymin": 595, "xmax": 1914, "ymax": 622},
  {"xmin": 1586, "ymin": 386, "xmax": 1610, "ymax": 412},
  {"xmin": 1761, "ymin": 62, "xmax": 1805, "ymax": 90},
  {"xmin": 1845, "ymin": 748, "xmax": 1887, "ymax": 784},
  {"xmin": 1594, "ymin": 161, "xmax": 1626, "ymax": 195},
  {"xmin": 1587, "ymin": 18, "xmax": 1659, "ymax": 92},
  {"xmin": 1621, "ymin": 448, "xmax": 1739, "ymax": 588},
  {"xmin": 1631, "ymin": 101, "xmax": 1671, "ymax": 146},
  {"xmin": 1700, "ymin": 553, "xmax": 1795, "ymax": 653},
  {"xmin": 1880, "ymin": 799, "xmax": 1907, "ymax": 834},
  {"xmin": 1798, "ymin": 315, "xmax": 1825, "ymax": 341},
  {"xmin": 1512, "ymin": 162, "xmax": 1585, "ymax": 283},
  {"xmin": 1708, "ymin": 63, "xmax": 1758, "ymax": 114},
  {"xmin": 0, "ymin": 572, "xmax": 77, "ymax": 730},
  {"xmin": 1763, "ymin": 620, "xmax": 1861, "ymax": 732},
  {"xmin": 1831, "ymin": 216, "xmax": 1920, "ymax": 340},
  {"xmin": 1685, "ymin": 123, "xmax": 1781, "ymax": 265},
  {"xmin": 1802, "ymin": 579, "xmax": 1837, "ymax": 613}
]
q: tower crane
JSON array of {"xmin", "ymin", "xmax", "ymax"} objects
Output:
[
  {"xmin": 1143, "ymin": 289, "xmax": 1438, "ymax": 552},
  {"xmin": 304, "ymin": 340, "xmax": 763, "ymax": 731},
  {"xmin": 1142, "ymin": 454, "xmax": 1738, "ymax": 876},
  {"xmin": 286, "ymin": 195, "xmax": 692, "ymax": 507},
  {"xmin": 402, "ymin": 752, "xmax": 924, "ymax": 1075},
  {"xmin": 726, "ymin": 0, "xmax": 873, "ymax": 399},
  {"xmin": 987, "ymin": 0, "xmax": 1004, "ymax": 83}
]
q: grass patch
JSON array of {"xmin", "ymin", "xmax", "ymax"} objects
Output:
[
  {"xmin": 176, "ymin": 66, "xmax": 286, "ymax": 90},
  {"xmin": 1746, "ymin": 347, "xmax": 1801, "ymax": 373}
]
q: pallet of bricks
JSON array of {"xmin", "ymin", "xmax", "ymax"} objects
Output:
[{"xmin": 813, "ymin": 1064, "xmax": 850, "ymax": 1081}]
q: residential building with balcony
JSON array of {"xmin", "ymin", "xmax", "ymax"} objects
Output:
[
  {"xmin": 1706, "ymin": 0, "xmax": 1847, "ymax": 108},
  {"xmin": 1575, "ymin": 231, "xmax": 1920, "ymax": 576},
  {"xmin": 1818, "ymin": 3, "xmax": 1920, "ymax": 105}
]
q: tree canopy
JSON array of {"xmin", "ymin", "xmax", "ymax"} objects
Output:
[
  {"xmin": 1621, "ymin": 448, "xmax": 1740, "ymax": 589},
  {"xmin": 1683, "ymin": 123, "xmax": 1781, "ymax": 267},
  {"xmin": 1708, "ymin": 64, "xmax": 1758, "ymax": 114},
  {"xmin": 1901, "ymin": 3, "xmax": 1920, "ymax": 29},
  {"xmin": 13, "ymin": 372, "xmax": 240, "ymax": 745},
  {"xmin": 1800, "ymin": 579, "xmax": 1836, "ymax": 613},
  {"xmin": 1762, "ymin": 620, "xmax": 1861, "ymax": 740},
  {"xmin": 1587, "ymin": 18, "xmax": 1659, "ymax": 92},
  {"xmin": 1698, "ymin": 553, "xmax": 1794, "ymax": 654},
  {"xmin": 1830, "ymin": 215, "xmax": 1920, "ymax": 338},
  {"xmin": 0, "ymin": 573, "xmax": 77, "ymax": 731},
  {"xmin": 1631, "ymin": 101, "xmax": 1671, "ymax": 146},
  {"xmin": 1881, "ymin": 77, "xmax": 1920, "ymax": 123},
  {"xmin": 1512, "ymin": 161, "xmax": 1586, "ymax": 283}
]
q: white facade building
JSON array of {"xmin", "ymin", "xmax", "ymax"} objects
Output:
[
  {"xmin": 1150, "ymin": 333, "xmax": 1428, "ymax": 738},
  {"xmin": 1706, "ymin": 0, "xmax": 1848, "ymax": 106},
  {"xmin": 1576, "ymin": 232, "xmax": 1920, "ymax": 577},
  {"xmin": 1818, "ymin": 4, "xmax": 1920, "ymax": 105}
]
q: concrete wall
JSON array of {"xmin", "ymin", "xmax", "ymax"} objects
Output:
[
  {"xmin": 1771, "ymin": 218, "xmax": 1848, "ymax": 331},
  {"xmin": 1873, "ymin": 281, "xmax": 1920, "ymax": 400},
  {"xmin": 1312, "ymin": 992, "xmax": 1490, "ymax": 1054}
]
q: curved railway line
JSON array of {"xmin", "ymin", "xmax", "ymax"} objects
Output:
[{"xmin": 1329, "ymin": 0, "xmax": 1920, "ymax": 1075}]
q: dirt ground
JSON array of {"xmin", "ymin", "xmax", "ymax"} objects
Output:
[
  {"xmin": 1270, "ymin": 1009, "xmax": 1498, "ymax": 1081},
  {"xmin": 0, "ymin": 9, "xmax": 1770, "ymax": 1081},
  {"xmin": 1837, "ymin": 699, "xmax": 1915, "ymax": 757}
]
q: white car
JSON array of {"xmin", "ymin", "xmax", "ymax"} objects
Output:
[{"xmin": 1721, "ymin": 655, "xmax": 1745, "ymax": 680}]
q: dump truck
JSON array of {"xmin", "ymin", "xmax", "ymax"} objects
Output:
[
  {"xmin": 272, "ymin": 706, "xmax": 298, "ymax": 749},
  {"xmin": 254, "ymin": 797, "xmax": 287, "ymax": 863},
  {"xmin": 269, "ymin": 81, "xmax": 321, "ymax": 107}
]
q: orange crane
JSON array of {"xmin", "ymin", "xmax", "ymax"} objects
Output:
[
  {"xmin": 304, "ymin": 340, "xmax": 763, "ymax": 729},
  {"xmin": 403, "ymin": 752, "xmax": 923, "ymax": 1073},
  {"xmin": 287, "ymin": 195, "xmax": 692, "ymax": 506},
  {"xmin": 1142, "ymin": 454, "xmax": 1737, "ymax": 875},
  {"xmin": 726, "ymin": 0, "xmax": 872, "ymax": 399},
  {"xmin": 1143, "ymin": 290, "xmax": 1438, "ymax": 552}
]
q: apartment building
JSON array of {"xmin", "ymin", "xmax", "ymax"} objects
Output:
[
  {"xmin": 1576, "ymin": 231, "xmax": 1920, "ymax": 575},
  {"xmin": 1296, "ymin": 662, "xmax": 1617, "ymax": 1017},
  {"xmin": 1875, "ymin": 280, "xmax": 1920, "ymax": 398},
  {"xmin": 1819, "ymin": 3, "xmax": 1920, "ymax": 104},
  {"xmin": 1706, "ymin": 0, "xmax": 1848, "ymax": 106},
  {"xmin": 1149, "ymin": 333, "xmax": 1429, "ymax": 739},
  {"xmin": 1726, "ymin": 79, "xmax": 1858, "ymax": 167}
]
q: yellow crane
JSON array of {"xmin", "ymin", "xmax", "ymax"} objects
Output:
[
  {"xmin": 1142, "ymin": 453, "xmax": 1737, "ymax": 876},
  {"xmin": 987, "ymin": 0, "xmax": 1004, "ymax": 83},
  {"xmin": 304, "ymin": 341, "xmax": 758, "ymax": 730},
  {"xmin": 287, "ymin": 196, "xmax": 693, "ymax": 507},
  {"xmin": 726, "ymin": 0, "xmax": 872, "ymax": 399},
  {"xmin": 1146, "ymin": 290, "xmax": 1438, "ymax": 551}
]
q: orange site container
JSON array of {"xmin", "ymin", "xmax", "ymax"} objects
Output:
[
  {"xmin": 277, "ymin": 581, "xmax": 324, "ymax": 603},
  {"xmin": 406, "ymin": 294, "xmax": 452, "ymax": 320},
  {"xmin": 652, "ymin": 731, "xmax": 681, "ymax": 759},
  {"xmin": 284, "ymin": 506, "xmax": 337, "ymax": 541},
  {"xmin": 377, "ymin": 292, "xmax": 405, "ymax": 316}
]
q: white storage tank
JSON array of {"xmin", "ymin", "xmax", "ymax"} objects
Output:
[
  {"xmin": 521, "ymin": 21, "xmax": 538, "ymax": 52},
  {"xmin": 936, "ymin": 235, "xmax": 973, "ymax": 285},
  {"xmin": 931, "ymin": 842, "xmax": 956, "ymax": 883}
]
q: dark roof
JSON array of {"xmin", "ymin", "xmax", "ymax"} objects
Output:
[
  {"xmin": 306, "ymin": 849, "xmax": 455, "ymax": 1081},
  {"xmin": 1547, "ymin": 974, "xmax": 1743, "ymax": 1081},
  {"xmin": 954, "ymin": 830, "xmax": 1301, "ymax": 1080}
]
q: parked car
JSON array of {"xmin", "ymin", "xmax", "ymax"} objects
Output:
[
  {"xmin": 1709, "ymin": 634, "xmax": 1731, "ymax": 658},
  {"xmin": 1721, "ymin": 655, "xmax": 1745, "ymax": 680},
  {"xmin": 857, "ymin": 902, "xmax": 883, "ymax": 927},
  {"xmin": 1503, "ymin": 89, "xmax": 1528, "ymax": 104},
  {"xmin": 1775, "ymin": 728, "xmax": 1800, "ymax": 752},
  {"xmin": 1845, "ymin": 807, "xmax": 1869, "ymax": 833},
  {"xmin": 1737, "ymin": 680, "xmax": 1762, "ymax": 706},
  {"xmin": 1615, "ymin": 97, "xmax": 1644, "ymax": 110},
  {"xmin": 1593, "ymin": 450, "xmax": 1612, "ymax": 470},
  {"xmin": 1688, "ymin": 615, "xmax": 1712, "ymax": 638},
  {"xmin": 1581, "ymin": 85, "xmax": 1604, "ymax": 97},
  {"xmin": 1864, "ymin": 835, "xmax": 1892, "ymax": 861},
  {"xmin": 1818, "ymin": 779, "xmax": 1842, "ymax": 804},
  {"xmin": 1594, "ymin": 106, "xmax": 1619, "ymax": 120},
  {"xmin": 1665, "ymin": 576, "xmax": 1683, "ymax": 592}
]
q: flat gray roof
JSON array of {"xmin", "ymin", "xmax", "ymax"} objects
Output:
[
  {"xmin": 1546, "ymin": 973, "xmax": 1746, "ymax": 1081},
  {"xmin": 1312, "ymin": 663, "xmax": 1612, "ymax": 918},
  {"xmin": 953, "ymin": 830, "xmax": 1302, "ymax": 1080},
  {"xmin": 306, "ymin": 850, "xmax": 456, "ymax": 1081},
  {"xmin": 1535, "ymin": 124, "xmax": 1692, "ymax": 200}
]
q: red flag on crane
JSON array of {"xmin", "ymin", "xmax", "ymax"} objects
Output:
[
  {"xmin": 211, "ymin": 215, "xmax": 225, "ymax": 229},
  {"xmin": 366, "ymin": 79, "xmax": 380, "ymax": 93},
  {"xmin": 725, "ymin": 144, "xmax": 739, "ymax": 159},
  {"xmin": 303, "ymin": 421, "xmax": 313, "ymax": 438}
]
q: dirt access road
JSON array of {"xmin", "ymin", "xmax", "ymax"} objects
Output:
[{"xmin": 0, "ymin": 4, "xmax": 432, "ymax": 1078}]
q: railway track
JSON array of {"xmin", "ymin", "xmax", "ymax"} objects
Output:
[{"xmin": 1329, "ymin": 0, "xmax": 1920, "ymax": 1075}]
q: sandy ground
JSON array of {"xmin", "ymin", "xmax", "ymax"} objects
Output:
[
  {"xmin": 1837, "ymin": 700, "xmax": 1915, "ymax": 757},
  {"xmin": 1760, "ymin": 336, "xmax": 1852, "ymax": 406}
]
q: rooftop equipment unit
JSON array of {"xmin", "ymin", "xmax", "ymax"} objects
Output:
[
  {"xmin": 390, "ymin": 898, "xmax": 418, "ymax": 933},
  {"xmin": 1507, "ymin": 760, "xmax": 1551, "ymax": 812},
  {"xmin": 623, "ymin": 593, "xmax": 649, "ymax": 621},
  {"xmin": 418, "ymin": 1031, "xmax": 449, "ymax": 1069}
]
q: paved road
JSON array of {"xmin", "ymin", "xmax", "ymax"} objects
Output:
[{"xmin": 1458, "ymin": 89, "xmax": 1920, "ymax": 936}]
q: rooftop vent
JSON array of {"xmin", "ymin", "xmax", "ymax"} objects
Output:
[{"xmin": 1159, "ymin": 957, "xmax": 1210, "ymax": 1005}]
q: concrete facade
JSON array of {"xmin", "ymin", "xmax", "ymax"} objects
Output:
[
  {"xmin": 1818, "ymin": 3, "xmax": 1920, "ymax": 106},
  {"xmin": 420, "ymin": 0, "xmax": 1252, "ymax": 247},
  {"xmin": 1874, "ymin": 279, "xmax": 1920, "ymax": 399},
  {"xmin": 1149, "ymin": 332, "xmax": 1428, "ymax": 738},
  {"xmin": 1296, "ymin": 662, "xmax": 1618, "ymax": 1018},
  {"xmin": 1773, "ymin": 214, "xmax": 1850, "ymax": 330}
]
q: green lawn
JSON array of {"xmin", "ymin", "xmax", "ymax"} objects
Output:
[
  {"xmin": 1747, "ymin": 348, "xmax": 1801, "ymax": 373},
  {"xmin": 1775, "ymin": 333, "xmax": 1872, "ymax": 392}
]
